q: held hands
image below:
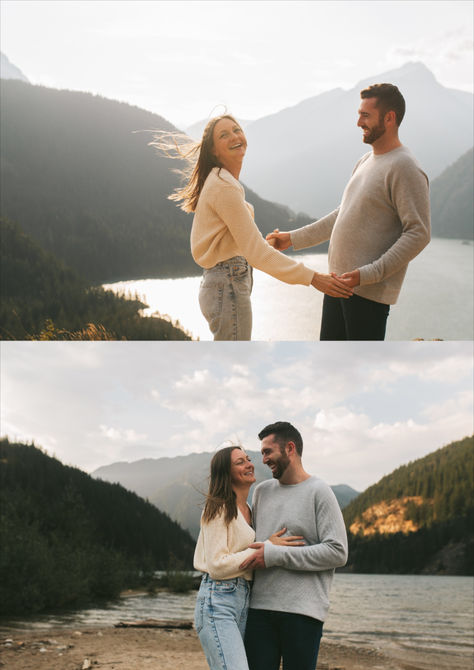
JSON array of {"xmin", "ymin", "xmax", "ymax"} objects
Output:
[
  {"xmin": 239, "ymin": 528, "xmax": 304, "ymax": 571},
  {"xmin": 332, "ymin": 270, "xmax": 360, "ymax": 288},
  {"xmin": 266, "ymin": 229, "xmax": 292, "ymax": 251},
  {"xmin": 311, "ymin": 272, "xmax": 354, "ymax": 298}
]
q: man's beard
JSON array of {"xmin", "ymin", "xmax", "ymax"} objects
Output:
[
  {"xmin": 271, "ymin": 453, "xmax": 290, "ymax": 479},
  {"xmin": 363, "ymin": 119, "xmax": 386, "ymax": 144}
]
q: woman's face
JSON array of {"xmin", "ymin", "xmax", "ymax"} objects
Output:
[
  {"xmin": 211, "ymin": 118, "xmax": 247, "ymax": 168},
  {"xmin": 230, "ymin": 448, "xmax": 255, "ymax": 487}
]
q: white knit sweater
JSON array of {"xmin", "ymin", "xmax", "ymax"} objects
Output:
[
  {"xmin": 193, "ymin": 507, "xmax": 256, "ymax": 581},
  {"xmin": 191, "ymin": 167, "xmax": 314, "ymax": 285}
]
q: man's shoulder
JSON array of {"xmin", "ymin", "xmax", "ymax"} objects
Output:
[{"xmin": 254, "ymin": 479, "xmax": 277, "ymax": 495}]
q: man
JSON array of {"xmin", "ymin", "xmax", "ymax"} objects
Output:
[
  {"xmin": 240, "ymin": 421, "xmax": 347, "ymax": 670},
  {"xmin": 267, "ymin": 83, "xmax": 431, "ymax": 340}
]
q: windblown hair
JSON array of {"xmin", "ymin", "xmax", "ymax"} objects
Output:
[
  {"xmin": 360, "ymin": 83, "xmax": 406, "ymax": 126},
  {"xmin": 149, "ymin": 114, "xmax": 240, "ymax": 213},
  {"xmin": 202, "ymin": 445, "xmax": 243, "ymax": 525},
  {"xmin": 258, "ymin": 421, "xmax": 303, "ymax": 457}
]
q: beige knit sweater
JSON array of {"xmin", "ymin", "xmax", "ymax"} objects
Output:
[
  {"xmin": 193, "ymin": 508, "xmax": 256, "ymax": 581},
  {"xmin": 191, "ymin": 167, "xmax": 314, "ymax": 286}
]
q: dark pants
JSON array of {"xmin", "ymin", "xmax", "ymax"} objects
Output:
[
  {"xmin": 244, "ymin": 608, "xmax": 323, "ymax": 670},
  {"xmin": 320, "ymin": 293, "xmax": 390, "ymax": 341}
]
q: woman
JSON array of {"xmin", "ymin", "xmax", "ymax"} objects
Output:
[
  {"xmin": 193, "ymin": 446, "xmax": 302, "ymax": 670},
  {"xmin": 161, "ymin": 114, "xmax": 352, "ymax": 340}
]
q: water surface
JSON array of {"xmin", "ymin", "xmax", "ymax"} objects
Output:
[{"xmin": 104, "ymin": 239, "xmax": 473, "ymax": 341}]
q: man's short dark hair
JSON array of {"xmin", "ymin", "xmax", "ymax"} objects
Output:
[
  {"xmin": 360, "ymin": 83, "xmax": 406, "ymax": 126},
  {"xmin": 258, "ymin": 421, "xmax": 303, "ymax": 456}
]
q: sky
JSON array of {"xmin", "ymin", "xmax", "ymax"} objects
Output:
[
  {"xmin": 1, "ymin": 341, "xmax": 472, "ymax": 491},
  {"xmin": 1, "ymin": 1, "xmax": 473, "ymax": 128}
]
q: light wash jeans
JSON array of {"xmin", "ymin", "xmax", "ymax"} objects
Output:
[
  {"xmin": 194, "ymin": 573, "xmax": 251, "ymax": 670},
  {"xmin": 199, "ymin": 256, "xmax": 253, "ymax": 341}
]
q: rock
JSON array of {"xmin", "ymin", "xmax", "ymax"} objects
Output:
[{"xmin": 82, "ymin": 659, "xmax": 92, "ymax": 669}]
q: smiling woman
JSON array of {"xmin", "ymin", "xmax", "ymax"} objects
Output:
[
  {"xmin": 151, "ymin": 114, "xmax": 352, "ymax": 341},
  {"xmin": 192, "ymin": 445, "xmax": 304, "ymax": 670}
]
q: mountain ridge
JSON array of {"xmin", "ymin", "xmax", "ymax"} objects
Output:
[{"xmin": 92, "ymin": 450, "xmax": 360, "ymax": 539}]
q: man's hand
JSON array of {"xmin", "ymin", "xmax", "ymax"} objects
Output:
[
  {"xmin": 311, "ymin": 272, "xmax": 354, "ymax": 298},
  {"xmin": 333, "ymin": 269, "xmax": 360, "ymax": 288},
  {"xmin": 265, "ymin": 229, "xmax": 292, "ymax": 251},
  {"xmin": 239, "ymin": 543, "xmax": 266, "ymax": 570}
]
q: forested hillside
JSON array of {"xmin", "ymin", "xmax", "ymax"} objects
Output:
[
  {"xmin": 93, "ymin": 451, "xmax": 359, "ymax": 539},
  {"xmin": 430, "ymin": 148, "xmax": 473, "ymax": 240},
  {"xmin": 0, "ymin": 79, "xmax": 314, "ymax": 284},
  {"xmin": 0, "ymin": 219, "xmax": 190, "ymax": 340},
  {"xmin": 0, "ymin": 439, "xmax": 195, "ymax": 615},
  {"xmin": 343, "ymin": 436, "xmax": 473, "ymax": 575}
]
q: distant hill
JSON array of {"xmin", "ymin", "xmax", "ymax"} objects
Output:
[
  {"xmin": 0, "ymin": 52, "xmax": 29, "ymax": 82},
  {"xmin": 241, "ymin": 62, "xmax": 474, "ymax": 218},
  {"xmin": 93, "ymin": 451, "xmax": 360, "ymax": 539},
  {"xmin": 0, "ymin": 79, "xmax": 314, "ymax": 284},
  {"xmin": 0, "ymin": 218, "xmax": 191, "ymax": 340},
  {"xmin": 343, "ymin": 436, "xmax": 474, "ymax": 575},
  {"xmin": 0, "ymin": 439, "xmax": 195, "ymax": 615},
  {"xmin": 430, "ymin": 148, "xmax": 473, "ymax": 240}
]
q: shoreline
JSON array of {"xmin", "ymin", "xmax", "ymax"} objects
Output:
[{"xmin": 1, "ymin": 625, "xmax": 470, "ymax": 670}]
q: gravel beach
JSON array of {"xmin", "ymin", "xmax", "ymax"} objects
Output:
[{"xmin": 1, "ymin": 625, "xmax": 469, "ymax": 670}]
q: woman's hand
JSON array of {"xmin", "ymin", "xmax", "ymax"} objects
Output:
[
  {"xmin": 266, "ymin": 229, "xmax": 292, "ymax": 251},
  {"xmin": 268, "ymin": 528, "xmax": 305, "ymax": 546},
  {"xmin": 311, "ymin": 272, "xmax": 354, "ymax": 298}
]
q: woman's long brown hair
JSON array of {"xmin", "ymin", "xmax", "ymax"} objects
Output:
[
  {"xmin": 202, "ymin": 446, "xmax": 243, "ymax": 525},
  {"xmin": 149, "ymin": 114, "xmax": 240, "ymax": 213}
]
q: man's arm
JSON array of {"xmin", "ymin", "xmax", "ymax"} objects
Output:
[
  {"xmin": 346, "ymin": 162, "xmax": 430, "ymax": 287},
  {"xmin": 262, "ymin": 484, "xmax": 348, "ymax": 572}
]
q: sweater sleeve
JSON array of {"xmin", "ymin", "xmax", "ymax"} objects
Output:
[
  {"xmin": 212, "ymin": 183, "xmax": 314, "ymax": 286},
  {"xmin": 200, "ymin": 513, "xmax": 257, "ymax": 580},
  {"xmin": 263, "ymin": 485, "xmax": 348, "ymax": 571},
  {"xmin": 290, "ymin": 208, "xmax": 340, "ymax": 250},
  {"xmin": 358, "ymin": 162, "xmax": 430, "ymax": 286}
]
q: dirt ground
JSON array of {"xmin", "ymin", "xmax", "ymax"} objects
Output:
[{"xmin": 0, "ymin": 626, "xmax": 467, "ymax": 670}]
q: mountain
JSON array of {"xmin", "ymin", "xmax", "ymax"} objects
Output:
[
  {"xmin": 343, "ymin": 436, "xmax": 474, "ymax": 575},
  {"xmin": 92, "ymin": 451, "xmax": 360, "ymax": 539},
  {"xmin": 240, "ymin": 62, "xmax": 474, "ymax": 218},
  {"xmin": 430, "ymin": 148, "xmax": 473, "ymax": 239},
  {"xmin": 0, "ymin": 52, "xmax": 29, "ymax": 82},
  {"xmin": 0, "ymin": 218, "xmax": 191, "ymax": 340},
  {"xmin": 0, "ymin": 79, "xmax": 314, "ymax": 285},
  {"xmin": 0, "ymin": 439, "xmax": 195, "ymax": 615}
]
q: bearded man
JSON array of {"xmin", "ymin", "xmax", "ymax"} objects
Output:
[
  {"xmin": 267, "ymin": 83, "xmax": 431, "ymax": 340},
  {"xmin": 241, "ymin": 421, "xmax": 347, "ymax": 670}
]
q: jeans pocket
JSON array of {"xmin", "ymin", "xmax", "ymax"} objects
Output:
[
  {"xmin": 213, "ymin": 580, "xmax": 237, "ymax": 594},
  {"xmin": 230, "ymin": 261, "xmax": 249, "ymax": 280},
  {"xmin": 194, "ymin": 593, "xmax": 205, "ymax": 634}
]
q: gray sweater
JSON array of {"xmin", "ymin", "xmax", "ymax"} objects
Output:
[
  {"xmin": 291, "ymin": 146, "xmax": 431, "ymax": 305},
  {"xmin": 250, "ymin": 476, "xmax": 348, "ymax": 622}
]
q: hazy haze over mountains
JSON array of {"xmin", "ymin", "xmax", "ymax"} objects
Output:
[
  {"xmin": 240, "ymin": 62, "xmax": 474, "ymax": 216},
  {"xmin": 93, "ymin": 451, "xmax": 359, "ymax": 539},
  {"xmin": 0, "ymin": 52, "xmax": 28, "ymax": 82},
  {"xmin": 430, "ymin": 148, "xmax": 474, "ymax": 239}
]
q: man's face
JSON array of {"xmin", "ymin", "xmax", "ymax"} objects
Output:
[
  {"xmin": 261, "ymin": 434, "xmax": 290, "ymax": 480},
  {"xmin": 357, "ymin": 97, "xmax": 386, "ymax": 145}
]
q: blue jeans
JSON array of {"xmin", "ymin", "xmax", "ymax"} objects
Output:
[
  {"xmin": 320, "ymin": 293, "xmax": 390, "ymax": 340},
  {"xmin": 199, "ymin": 256, "xmax": 253, "ymax": 341},
  {"xmin": 244, "ymin": 608, "xmax": 323, "ymax": 670},
  {"xmin": 194, "ymin": 573, "xmax": 251, "ymax": 670}
]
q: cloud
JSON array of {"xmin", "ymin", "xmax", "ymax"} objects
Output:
[{"xmin": 98, "ymin": 425, "xmax": 147, "ymax": 443}]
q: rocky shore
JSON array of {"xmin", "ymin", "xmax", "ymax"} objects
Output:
[{"xmin": 1, "ymin": 625, "xmax": 468, "ymax": 670}]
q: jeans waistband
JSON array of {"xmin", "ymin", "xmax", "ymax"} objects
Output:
[
  {"xmin": 201, "ymin": 573, "xmax": 251, "ymax": 587},
  {"xmin": 214, "ymin": 256, "xmax": 247, "ymax": 268}
]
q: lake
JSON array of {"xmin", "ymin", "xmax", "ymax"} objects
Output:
[
  {"xmin": 103, "ymin": 238, "xmax": 473, "ymax": 341},
  {"xmin": 2, "ymin": 574, "xmax": 472, "ymax": 668}
]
